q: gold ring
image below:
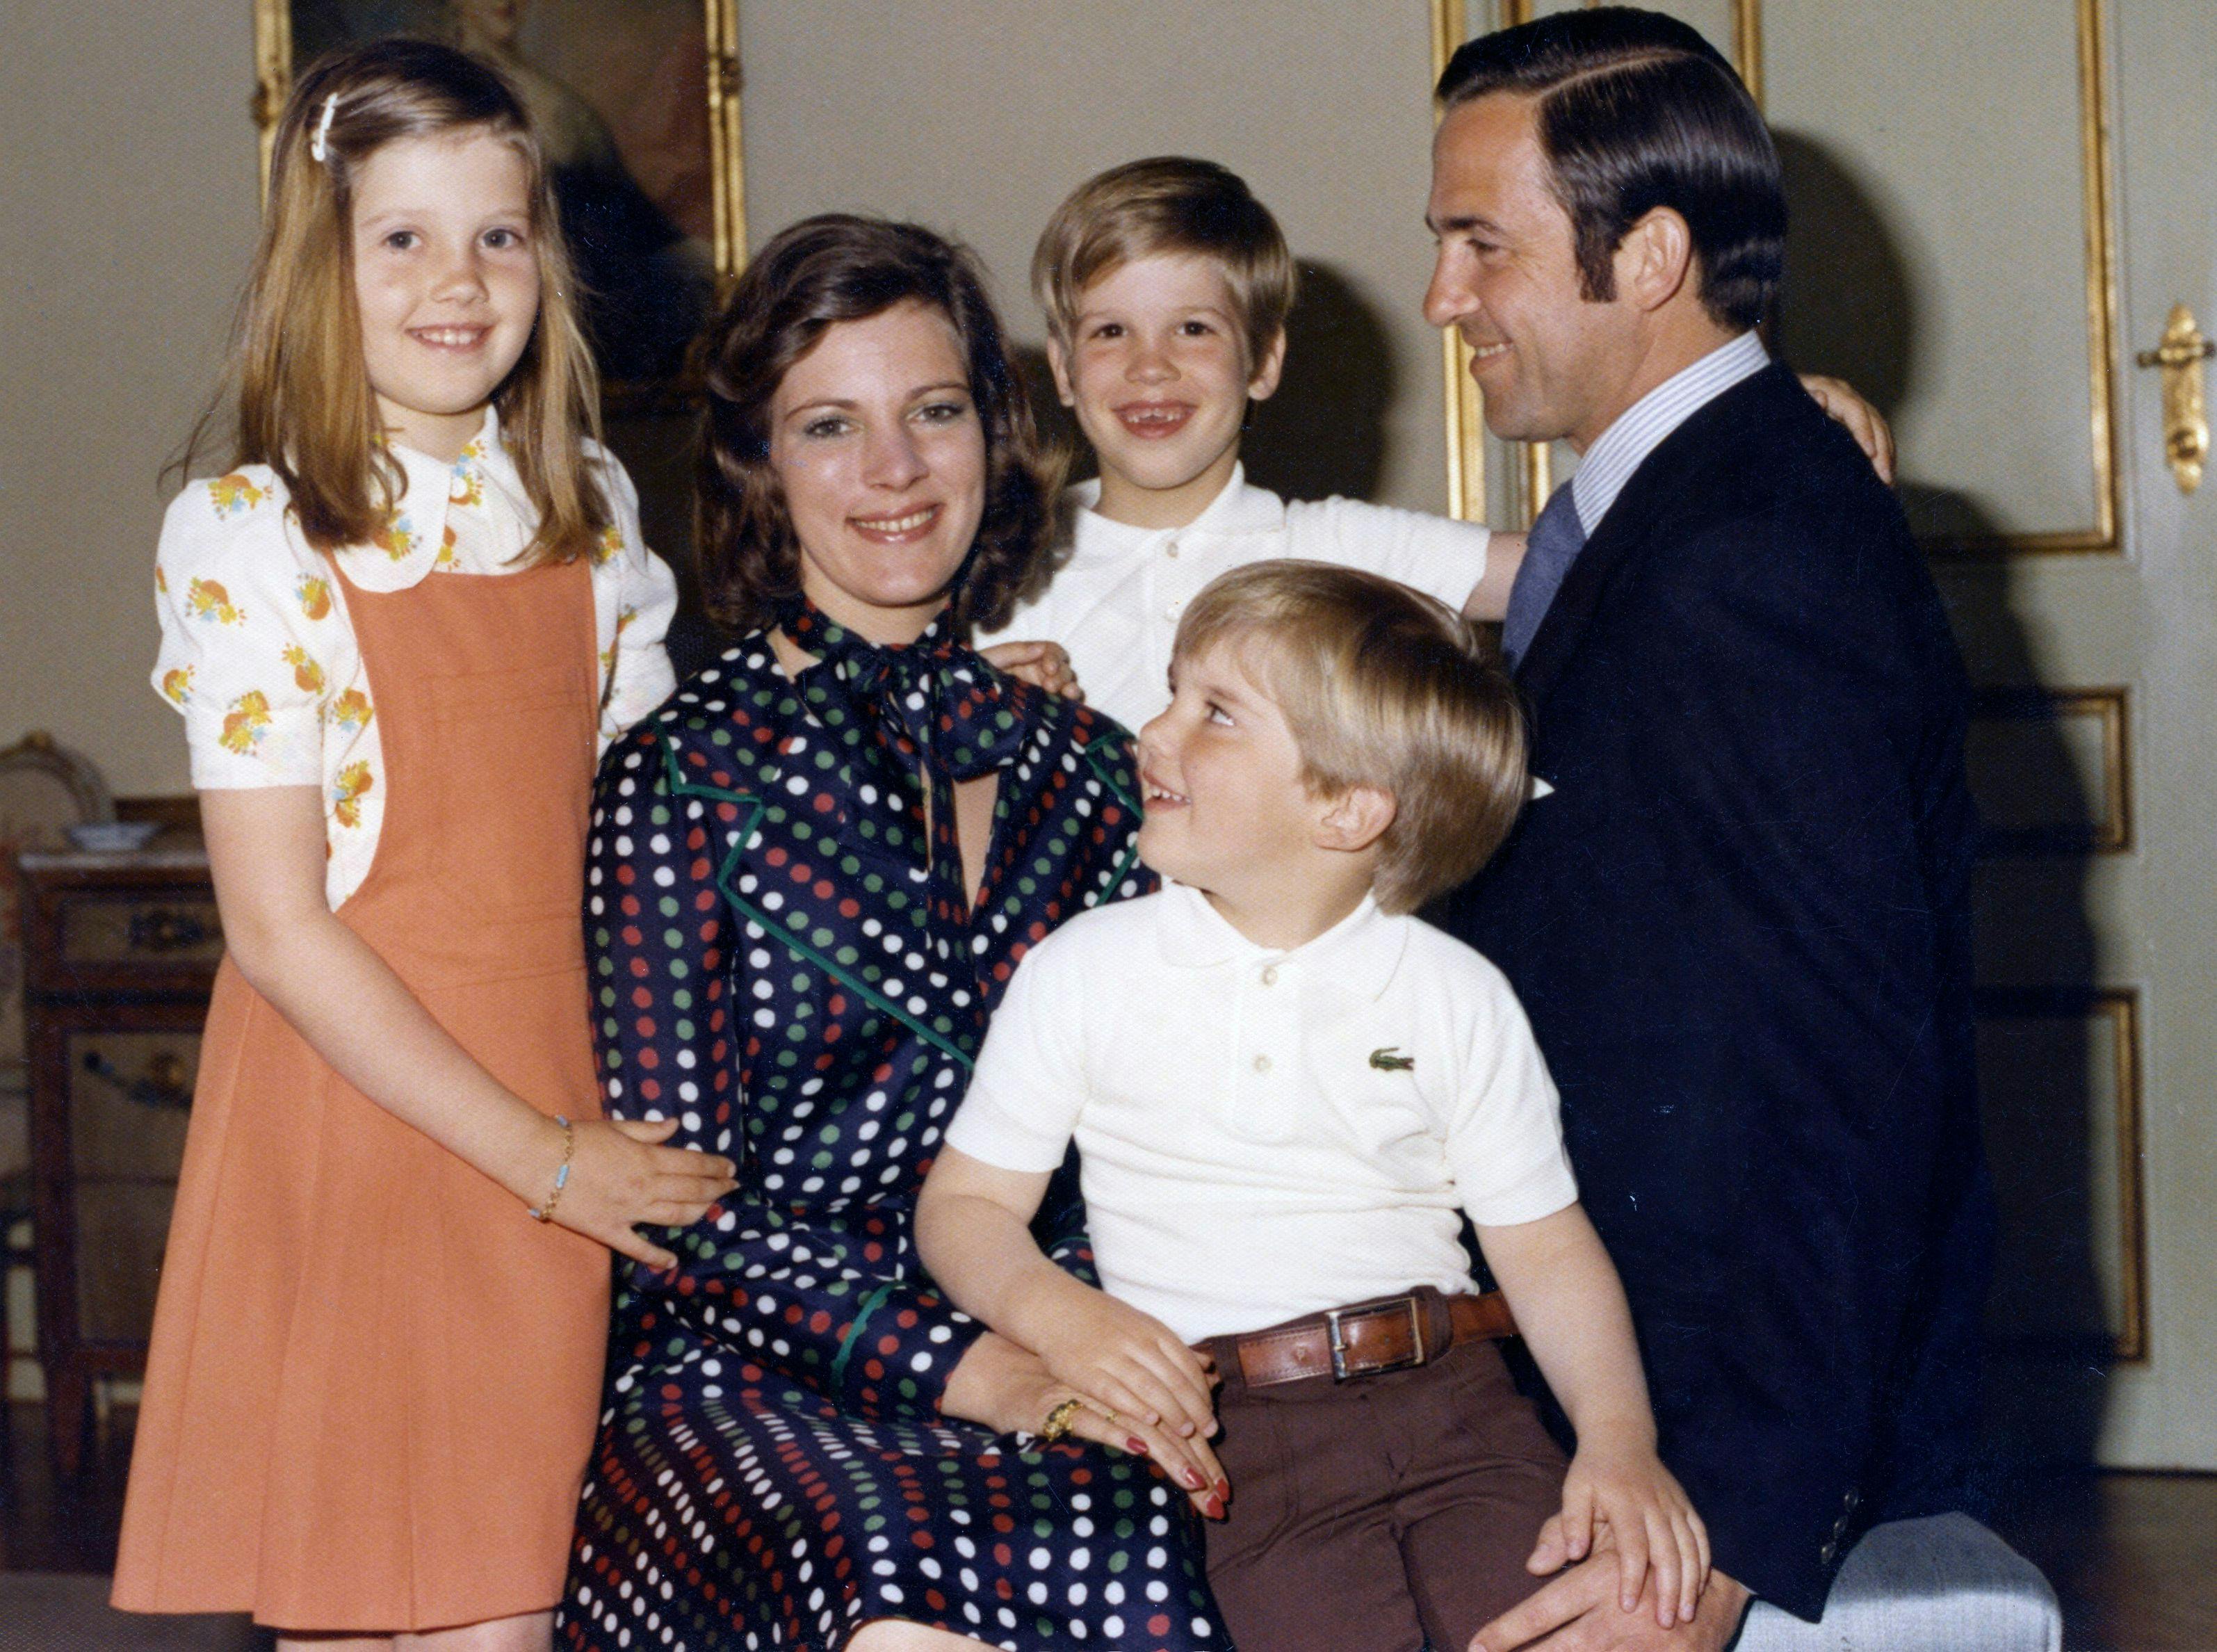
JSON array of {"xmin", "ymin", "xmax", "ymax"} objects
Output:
[
  {"xmin": 1101, "ymin": 1406, "xmax": 1121, "ymax": 1427},
  {"xmin": 1039, "ymin": 1398, "xmax": 1083, "ymax": 1443}
]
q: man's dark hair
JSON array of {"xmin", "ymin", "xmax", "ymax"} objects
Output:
[{"xmin": 1437, "ymin": 6, "xmax": 1785, "ymax": 330}]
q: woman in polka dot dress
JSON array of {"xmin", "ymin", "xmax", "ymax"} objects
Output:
[{"xmin": 560, "ymin": 216, "xmax": 1229, "ymax": 1652}]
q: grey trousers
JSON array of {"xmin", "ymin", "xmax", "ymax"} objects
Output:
[{"xmin": 1733, "ymin": 1513, "xmax": 2061, "ymax": 1652}]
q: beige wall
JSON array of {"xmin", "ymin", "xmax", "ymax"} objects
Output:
[
  {"xmin": 738, "ymin": 2, "xmax": 1452, "ymax": 514},
  {"xmin": 1, "ymin": 2, "xmax": 261, "ymax": 796},
  {"xmin": 1, "ymin": 2, "xmax": 1453, "ymax": 798}
]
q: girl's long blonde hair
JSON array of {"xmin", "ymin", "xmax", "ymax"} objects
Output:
[{"xmin": 232, "ymin": 37, "xmax": 609, "ymax": 562}]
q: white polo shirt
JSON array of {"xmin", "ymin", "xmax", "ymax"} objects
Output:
[
  {"xmin": 973, "ymin": 467, "xmax": 1490, "ymax": 735},
  {"xmin": 946, "ymin": 883, "xmax": 1578, "ymax": 1343}
]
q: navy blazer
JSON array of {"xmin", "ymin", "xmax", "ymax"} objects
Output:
[{"xmin": 1436, "ymin": 364, "xmax": 1994, "ymax": 1621}]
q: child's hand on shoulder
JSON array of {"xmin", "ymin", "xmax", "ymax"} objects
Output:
[
  {"xmin": 1533, "ymin": 1434, "xmax": 1710, "ymax": 1629},
  {"xmin": 982, "ymin": 639, "xmax": 1083, "ymax": 701}
]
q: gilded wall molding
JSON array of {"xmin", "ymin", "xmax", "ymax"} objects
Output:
[
  {"xmin": 1975, "ymin": 985, "xmax": 2148, "ymax": 1363},
  {"xmin": 1970, "ymin": 685, "xmax": 2133, "ymax": 855},
  {"xmin": 1933, "ymin": 0, "xmax": 2120, "ymax": 557}
]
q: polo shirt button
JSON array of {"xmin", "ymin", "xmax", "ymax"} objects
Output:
[
  {"xmin": 1260, "ymin": 964, "xmax": 1279, "ymax": 987},
  {"xmin": 1165, "ymin": 539, "xmax": 1180, "ymax": 558},
  {"xmin": 1252, "ymin": 1054, "xmax": 1272, "ymax": 1074},
  {"xmin": 1164, "ymin": 601, "xmax": 1180, "ymax": 620}
]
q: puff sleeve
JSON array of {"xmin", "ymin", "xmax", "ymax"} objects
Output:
[
  {"xmin": 151, "ymin": 471, "xmax": 342, "ymax": 790},
  {"xmin": 590, "ymin": 455, "xmax": 678, "ymax": 747}
]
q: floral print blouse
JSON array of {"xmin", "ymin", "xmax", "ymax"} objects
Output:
[{"xmin": 150, "ymin": 409, "xmax": 677, "ymax": 907}]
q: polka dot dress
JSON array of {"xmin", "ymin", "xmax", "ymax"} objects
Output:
[{"xmin": 559, "ymin": 630, "xmax": 1226, "ymax": 1651}]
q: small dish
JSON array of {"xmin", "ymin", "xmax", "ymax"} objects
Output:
[{"xmin": 65, "ymin": 820, "xmax": 161, "ymax": 854}]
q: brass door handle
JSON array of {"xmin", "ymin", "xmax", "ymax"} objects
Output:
[{"xmin": 2136, "ymin": 304, "xmax": 2214, "ymax": 494}]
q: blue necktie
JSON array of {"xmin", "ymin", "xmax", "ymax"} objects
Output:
[{"xmin": 1500, "ymin": 480, "xmax": 1587, "ymax": 670}]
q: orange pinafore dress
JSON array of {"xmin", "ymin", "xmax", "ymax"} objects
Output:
[{"xmin": 114, "ymin": 556, "xmax": 609, "ymax": 1631}]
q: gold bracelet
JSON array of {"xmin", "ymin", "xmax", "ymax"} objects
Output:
[
  {"xmin": 1038, "ymin": 1397, "xmax": 1083, "ymax": 1443},
  {"xmin": 527, "ymin": 1115, "xmax": 575, "ymax": 1223}
]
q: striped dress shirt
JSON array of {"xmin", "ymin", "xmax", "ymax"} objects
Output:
[{"xmin": 1567, "ymin": 328, "xmax": 1770, "ymax": 537}]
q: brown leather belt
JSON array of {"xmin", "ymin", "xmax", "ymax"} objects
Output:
[{"xmin": 1202, "ymin": 1286, "xmax": 1518, "ymax": 1390}]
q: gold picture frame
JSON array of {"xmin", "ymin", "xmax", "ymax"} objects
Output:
[{"xmin": 254, "ymin": 0, "xmax": 747, "ymax": 414}]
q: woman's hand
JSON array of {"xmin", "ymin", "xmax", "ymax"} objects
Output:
[
  {"xmin": 1030, "ymin": 1288, "xmax": 1219, "ymax": 1443},
  {"xmin": 917, "ymin": 1149, "xmax": 1227, "ymax": 1513},
  {"xmin": 917, "ymin": 1149, "xmax": 1215, "ymax": 1439},
  {"xmin": 539, "ymin": 1114, "xmax": 738, "ymax": 1270},
  {"xmin": 982, "ymin": 639, "xmax": 1083, "ymax": 700},
  {"xmin": 941, "ymin": 1331, "xmax": 1228, "ymax": 1519}
]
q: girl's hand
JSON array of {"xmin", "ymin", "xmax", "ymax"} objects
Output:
[
  {"xmin": 1529, "ymin": 1439, "xmax": 1710, "ymax": 1628},
  {"xmin": 539, "ymin": 1114, "xmax": 738, "ymax": 1270},
  {"xmin": 1797, "ymin": 372, "xmax": 1896, "ymax": 483},
  {"xmin": 941, "ymin": 1331, "xmax": 1230, "ymax": 1519},
  {"xmin": 982, "ymin": 639, "xmax": 1083, "ymax": 700}
]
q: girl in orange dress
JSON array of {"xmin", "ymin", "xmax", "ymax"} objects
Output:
[{"xmin": 113, "ymin": 40, "xmax": 736, "ymax": 1649}]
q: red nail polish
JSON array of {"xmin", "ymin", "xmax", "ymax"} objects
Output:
[
  {"xmin": 1205, "ymin": 1493, "xmax": 1226, "ymax": 1520},
  {"xmin": 1183, "ymin": 1467, "xmax": 1205, "ymax": 1489},
  {"xmin": 1126, "ymin": 1436, "xmax": 1148, "ymax": 1455}
]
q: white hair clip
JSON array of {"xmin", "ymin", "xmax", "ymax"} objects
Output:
[{"xmin": 309, "ymin": 92, "xmax": 340, "ymax": 164}]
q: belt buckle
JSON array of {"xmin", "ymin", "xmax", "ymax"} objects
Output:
[{"xmin": 1325, "ymin": 1294, "xmax": 1427, "ymax": 1382}]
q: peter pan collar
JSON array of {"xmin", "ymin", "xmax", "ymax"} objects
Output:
[
  {"xmin": 1065, "ymin": 464, "xmax": 1292, "ymax": 567},
  {"xmin": 1153, "ymin": 880, "xmax": 1408, "ymax": 1001},
  {"xmin": 334, "ymin": 406, "xmax": 521, "ymax": 592}
]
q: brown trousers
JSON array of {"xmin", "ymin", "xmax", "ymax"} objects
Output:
[{"xmin": 1205, "ymin": 1334, "xmax": 1568, "ymax": 1652}]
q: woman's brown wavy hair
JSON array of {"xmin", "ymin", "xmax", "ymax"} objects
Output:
[
  {"xmin": 697, "ymin": 214, "xmax": 1055, "ymax": 637},
  {"xmin": 220, "ymin": 37, "xmax": 608, "ymax": 562}
]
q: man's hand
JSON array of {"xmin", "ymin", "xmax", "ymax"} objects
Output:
[{"xmin": 1470, "ymin": 1555, "xmax": 1750, "ymax": 1652}]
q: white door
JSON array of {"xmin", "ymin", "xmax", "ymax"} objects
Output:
[{"xmin": 1442, "ymin": 0, "xmax": 2217, "ymax": 1469}]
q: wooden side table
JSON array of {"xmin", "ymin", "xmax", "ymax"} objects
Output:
[{"xmin": 19, "ymin": 848, "xmax": 218, "ymax": 1476}]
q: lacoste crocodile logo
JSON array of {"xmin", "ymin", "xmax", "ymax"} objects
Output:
[{"xmin": 1368, "ymin": 1048, "xmax": 1415, "ymax": 1071}]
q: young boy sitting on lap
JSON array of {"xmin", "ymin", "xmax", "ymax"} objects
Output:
[
  {"xmin": 976, "ymin": 156, "xmax": 1890, "ymax": 733},
  {"xmin": 919, "ymin": 561, "xmax": 1709, "ymax": 1652}
]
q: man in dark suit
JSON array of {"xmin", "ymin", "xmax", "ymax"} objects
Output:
[{"xmin": 1424, "ymin": 11, "xmax": 2057, "ymax": 1649}]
